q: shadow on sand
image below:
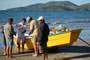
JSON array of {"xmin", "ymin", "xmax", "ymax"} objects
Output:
[
  {"xmin": 61, "ymin": 54, "xmax": 90, "ymax": 60},
  {"xmin": 48, "ymin": 46, "xmax": 90, "ymax": 53},
  {"xmin": 48, "ymin": 46, "xmax": 90, "ymax": 60},
  {"xmin": 0, "ymin": 49, "xmax": 34, "ymax": 57}
]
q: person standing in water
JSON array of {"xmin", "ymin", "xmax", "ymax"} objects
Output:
[
  {"xmin": 17, "ymin": 18, "xmax": 26, "ymax": 53},
  {"xmin": 1, "ymin": 26, "xmax": 7, "ymax": 55},
  {"xmin": 4, "ymin": 18, "xmax": 16, "ymax": 58},
  {"xmin": 37, "ymin": 16, "xmax": 49, "ymax": 60},
  {"xmin": 26, "ymin": 16, "xmax": 39, "ymax": 57}
]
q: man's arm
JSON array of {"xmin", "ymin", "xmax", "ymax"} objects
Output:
[
  {"xmin": 11, "ymin": 25, "xmax": 16, "ymax": 35},
  {"xmin": 22, "ymin": 25, "xmax": 26, "ymax": 34},
  {"xmin": 46, "ymin": 24, "xmax": 50, "ymax": 35},
  {"xmin": 29, "ymin": 21, "xmax": 34, "ymax": 35},
  {"xmin": 17, "ymin": 25, "xmax": 23, "ymax": 30}
]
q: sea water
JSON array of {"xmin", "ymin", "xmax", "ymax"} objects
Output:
[{"xmin": 0, "ymin": 10, "xmax": 90, "ymax": 48}]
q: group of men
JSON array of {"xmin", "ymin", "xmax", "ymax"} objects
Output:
[{"xmin": 2, "ymin": 16, "xmax": 49, "ymax": 60}]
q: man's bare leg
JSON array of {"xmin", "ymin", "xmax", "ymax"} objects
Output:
[
  {"xmin": 4, "ymin": 46, "xmax": 7, "ymax": 55},
  {"xmin": 11, "ymin": 46, "xmax": 13, "ymax": 56},
  {"xmin": 6, "ymin": 46, "xmax": 9, "ymax": 58},
  {"xmin": 42, "ymin": 53, "xmax": 48, "ymax": 60},
  {"xmin": 9, "ymin": 46, "xmax": 12, "ymax": 58},
  {"xmin": 22, "ymin": 43, "xmax": 24, "ymax": 53},
  {"xmin": 33, "ymin": 44, "xmax": 38, "ymax": 57},
  {"xmin": 17, "ymin": 43, "xmax": 20, "ymax": 53}
]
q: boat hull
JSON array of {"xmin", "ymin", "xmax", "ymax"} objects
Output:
[{"xmin": 14, "ymin": 29, "xmax": 81, "ymax": 49}]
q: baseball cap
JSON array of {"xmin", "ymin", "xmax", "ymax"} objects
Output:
[
  {"xmin": 37, "ymin": 16, "xmax": 44, "ymax": 21},
  {"xmin": 26, "ymin": 16, "xmax": 31, "ymax": 22}
]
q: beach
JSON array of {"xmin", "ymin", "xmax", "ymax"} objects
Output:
[
  {"xmin": 0, "ymin": 0, "xmax": 90, "ymax": 59},
  {"xmin": 0, "ymin": 39, "xmax": 90, "ymax": 60},
  {"xmin": 0, "ymin": 11, "xmax": 90, "ymax": 60}
]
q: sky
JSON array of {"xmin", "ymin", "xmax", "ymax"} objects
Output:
[{"xmin": 0, "ymin": 0, "xmax": 90, "ymax": 10}]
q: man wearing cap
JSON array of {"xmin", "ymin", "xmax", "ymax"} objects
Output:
[
  {"xmin": 26, "ymin": 17, "xmax": 39, "ymax": 57},
  {"xmin": 17, "ymin": 18, "xmax": 26, "ymax": 53},
  {"xmin": 37, "ymin": 16, "xmax": 49, "ymax": 60}
]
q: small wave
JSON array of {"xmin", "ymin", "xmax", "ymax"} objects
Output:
[{"xmin": 69, "ymin": 20, "xmax": 90, "ymax": 23}]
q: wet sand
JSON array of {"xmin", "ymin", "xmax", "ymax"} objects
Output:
[{"xmin": 0, "ymin": 39, "xmax": 90, "ymax": 60}]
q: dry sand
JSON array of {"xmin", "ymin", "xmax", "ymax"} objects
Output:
[{"xmin": 0, "ymin": 39, "xmax": 90, "ymax": 60}]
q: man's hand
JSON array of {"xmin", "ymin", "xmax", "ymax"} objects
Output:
[
  {"xmin": 22, "ymin": 30, "xmax": 26, "ymax": 34},
  {"xmin": 29, "ymin": 32, "xmax": 31, "ymax": 35},
  {"xmin": 29, "ymin": 30, "xmax": 33, "ymax": 35}
]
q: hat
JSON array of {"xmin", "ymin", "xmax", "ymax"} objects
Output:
[
  {"xmin": 26, "ymin": 16, "xmax": 31, "ymax": 22},
  {"xmin": 37, "ymin": 16, "xmax": 44, "ymax": 21}
]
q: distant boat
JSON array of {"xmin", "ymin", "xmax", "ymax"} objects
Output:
[{"xmin": 14, "ymin": 29, "xmax": 82, "ymax": 49}]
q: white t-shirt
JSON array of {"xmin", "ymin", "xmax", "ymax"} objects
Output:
[
  {"xmin": 30, "ymin": 20, "xmax": 39, "ymax": 36},
  {"xmin": 17, "ymin": 22, "xmax": 26, "ymax": 36}
]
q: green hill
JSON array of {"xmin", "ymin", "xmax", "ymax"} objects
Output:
[
  {"xmin": 78, "ymin": 3, "xmax": 90, "ymax": 10},
  {"xmin": 7, "ymin": 1, "xmax": 90, "ymax": 11}
]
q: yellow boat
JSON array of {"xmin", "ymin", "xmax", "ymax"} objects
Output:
[{"xmin": 14, "ymin": 29, "xmax": 82, "ymax": 49}]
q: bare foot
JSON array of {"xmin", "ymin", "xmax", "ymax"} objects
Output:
[
  {"xmin": 32, "ymin": 54, "xmax": 38, "ymax": 57},
  {"xmin": 3, "ymin": 53, "xmax": 7, "ymax": 56}
]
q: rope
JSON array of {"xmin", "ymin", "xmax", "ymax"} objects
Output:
[{"xmin": 78, "ymin": 37, "xmax": 90, "ymax": 46}]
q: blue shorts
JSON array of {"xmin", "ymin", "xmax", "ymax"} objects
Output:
[{"xmin": 6, "ymin": 40, "xmax": 14, "ymax": 46}]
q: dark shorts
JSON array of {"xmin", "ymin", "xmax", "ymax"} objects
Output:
[{"xmin": 39, "ymin": 43, "xmax": 47, "ymax": 53}]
